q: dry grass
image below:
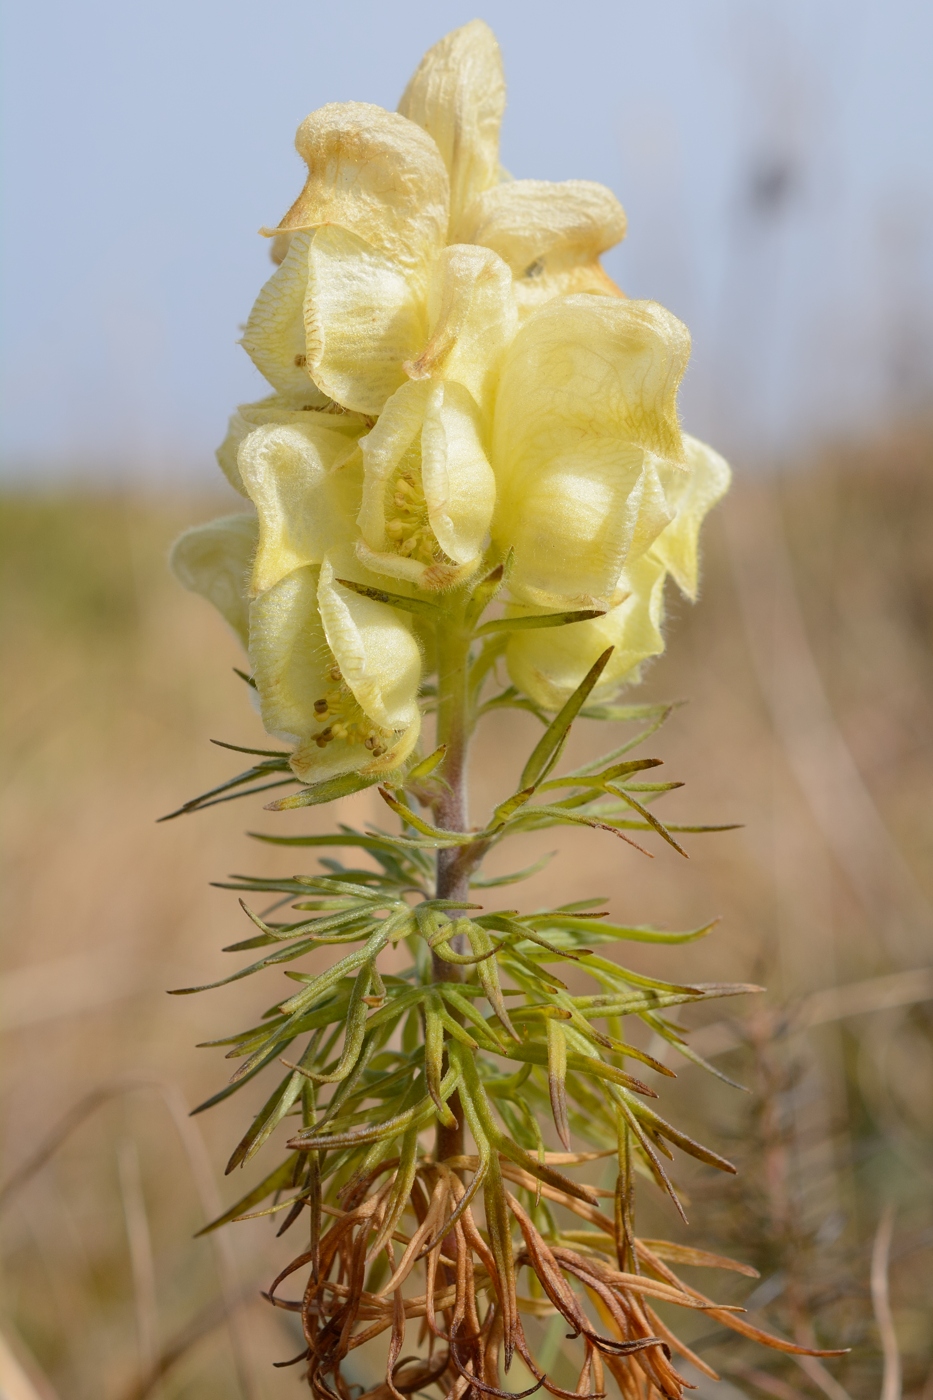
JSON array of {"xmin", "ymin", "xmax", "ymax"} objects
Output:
[{"xmin": 1, "ymin": 431, "xmax": 931, "ymax": 1398}]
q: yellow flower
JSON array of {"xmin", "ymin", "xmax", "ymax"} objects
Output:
[
  {"xmin": 490, "ymin": 294, "xmax": 691, "ymax": 610},
  {"xmin": 505, "ymin": 555, "xmax": 667, "ymax": 711},
  {"xmin": 356, "ymin": 378, "xmax": 495, "ymax": 591},
  {"xmin": 242, "ymin": 22, "xmax": 626, "ymax": 419},
  {"xmin": 169, "ymin": 513, "xmax": 257, "ymax": 647},
  {"xmin": 249, "ymin": 559, "xmax": 421, "ymax": 783},
  {"xmin": 400, "ymin": 22, "xmax": 627, "ymax": 314}
]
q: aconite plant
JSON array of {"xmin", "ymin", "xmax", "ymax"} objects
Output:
[{"xmin": 168, "ymin": 21, "xmax": 842, "ymax": 1399}]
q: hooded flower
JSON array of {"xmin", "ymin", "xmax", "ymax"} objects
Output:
[
  {"xmin": 490, "ymin": 293, "xmax": 691, "ymax": 610},
  {"xmin": 249, "ymin": 559, "xmax": 421, "ymax": 784},
  {"xmin": 505, "ymin": 554, "xmax": 667, "ymax": 711},
  {"xmin": 241, "ymin": 22, "xmax": 626, "ymax": 419}
]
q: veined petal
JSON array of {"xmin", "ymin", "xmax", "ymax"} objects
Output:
[
  {"xmin": 398, "ymin": 20, "xmax": 505, "ymax": 236},
  {"xmin": 240, "ymin": 233, "xmax": 330, "ymax": 399},
  {"xmin": 358, "ymin": 379, "xmax": 494, "ymax": 590},
  {"xmin": 506, "ymin": 554, "xmax": 667, "ymax": 711},
  {"xmin": 249, "ymin": 566, "xmax": 331, "ymax": 747},
  {"xmin": 491, "ymin": 295, "xmax": 690, "ymax": 606},
  {"xmin": 404, "ymin": 243, "xmax": 517, "ymax": 417},
  {"xmin": 650, "ymin": 434, "xmax": 731, "ymax": 599},
  {"xmin": 249, "ymin": 564, "xmax": 421, "ymax": 784},
  {"xmin": 216, "ymin": 395, "xmax": 368, "ymax": 496},
  {"xmin": 266, "ymin": 102, "xmax": 449, "ymax": 268},
  {"xmin": 316, "ymin": 558, "xmax": 421, "ymax": 734},
  {"xmin": 169, "ymin": 514, "xmax": 257, "ymax": 648},
  {"xmin": 456, "ymin": 179, "xmax": 626, "ymax": 316},
  {"xmin": 304, "ymin": 226, "xmax": 429, "ymax": 415},
  {"xmin": 238, "ymin": 421, "xmax": 364, "ymax": 595}
]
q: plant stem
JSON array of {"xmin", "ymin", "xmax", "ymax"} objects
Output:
[{"xmin": 433, "ymin": 614, "xmax": 473, "ymax": 1162}]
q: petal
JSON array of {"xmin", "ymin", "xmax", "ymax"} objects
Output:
[
  {"xmin": 404, "ymin": 243, "xmax": 517, "ymax": 416},
  {"xmin": 650, "ymin": 434, "xmax": 731, "ymax": 599},
  {"xmin": 169, "ymin": 514, "xmax": 257, "ymax": 648},
  {"xmin": 398, "ymin": 21, "xmax": 505, "ymax": 235},
  {"xmin": 249, "ymin": 564, "xmax": 422, "ymax": 783},
  {"xmin": 358, "ymin": 379, "xmax": 495, "ymax": 590},
  {"xmin": 491, "ymin": 295, "xmax": 690, "ymax": 606},
  {"xmin": 267, "ymin": 102, "xmax": 448, "ymax": 268},
  {"xmin": 216, "ymin": 395, "xmax": 368, "ymax": 496},
  {"xmin": 290, "ymin": 713, "xmax": 421, "ymax": 785},
  {"xmin": 316, "ymin": 558, "xmax": 422, "ymax": 733},
  {"xmin": 237, "ymin": 421, "xmax": 364, "ymax": 594},
  {"xmin": 304, "ymin": 225, "xmax": 429, "ymax": 415},
  {"xmin": 456, "ymin": 179, "xmax": 626, "ymax": 316},
  {"xmin": 240, "ymin": 232, "xmax": 333, "ymax": 399},
  {"xmin": 506, "ymin": 554, "xmax": 667, "ymax": 710}
]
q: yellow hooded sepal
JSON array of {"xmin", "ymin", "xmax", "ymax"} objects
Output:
[
  {"xmin": 169, "ymin": 514, "xmax": 258, "ymax": 648},
  {"xmin": 506, "ymin": 554, "xmax": 667, "ymax": 712},
  {"xmin": 236, "ymin": 419, "xmax": 365, "ymax": 596},
  {"xmin": 491, "ymin": 294, "xmax": 690, "ymax": 609},
  {"xmin": 248, "ymin": 558, "xmax": 422, "ymax": 784}
]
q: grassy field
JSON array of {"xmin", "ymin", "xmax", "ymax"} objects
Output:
[{"xmin": 1, "ymin": 430, "xmax": 932, "ymax": 1399}]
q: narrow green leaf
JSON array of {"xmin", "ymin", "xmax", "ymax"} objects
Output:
[
  {"xmin": 536, "ymin": 758, "xmax": 662, "ymax": 793},
  {"xmin": 424, "ymin": 994, "xmax": 457, "ymax": 1128},
  {"xmin": 470, "ymin": 854, "xmax": 555, "ymax": 888},
  {"xmin": 232, "ymin": 666, "xmax": 258, "ymax": 689},
  {"xmin": 195, "ymin": 1154, "xmax": 300, "ymax": 1235},
  {"xmin": 335, "ymin": 577, "xmax": 440, "ymax": 619},
  {"xmin": 507, "ymin": 802, "xmax": 651, "ymax": 855},
  {"xmin": 158, "ymin": 760, "xmax": 294, "ymax": 821},
  {"xmin": 377, "ymin": 788, "xmax": 475, "ymax": 844},
  {"xmin": 605, "ymin": 784, "xmax": 688, "ymax": 857},
  {"xmin": 529, "ymin": 915, "xmax": 719, "ymax": 945},
  {"xmin": 520, "ymin": 647, "xmax": 614, "ymax": 790},
  {"xmin": 210, "ymin": 739, "xmax": 290, "ymax": 758},
  {"xmin": 293, "ymin": 963, "xmax": 372, "ymax": 1084},
  {"xmin": 488, "ymin": 787, "xmax": 537, "ymax": 828},
  {"xmin": 546, "ymin": 1018, "xmax": 571, "ymax": 1150},
  {"xmin": 406, "ymin": 745, "xmax": 447, "ymax": 782},
  {"xmin": 266, "ymin": 769, "xmax": 378, "ymax": 811},
  {"xmin": 474, "ymin": 608, "xmax": 605, "ymax": 637},
  {"xmin": 464, "ymin": 552, "xmax": 511, "ymax": 630}
]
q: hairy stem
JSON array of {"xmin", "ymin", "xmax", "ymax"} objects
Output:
[{"xmin": 433, "ymin": 614, "xmax": 473, "ymax": 1161}]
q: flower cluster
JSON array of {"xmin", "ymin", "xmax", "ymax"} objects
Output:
[{"xmin": 171, "ymin": 20, "xmax": 728, "ymax": 788}]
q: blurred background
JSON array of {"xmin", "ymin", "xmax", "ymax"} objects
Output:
[{"xmin": 1, "ymin": 1, "xmax": 931, "ymax": 1397}]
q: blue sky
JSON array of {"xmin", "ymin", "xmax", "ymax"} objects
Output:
[{"xmin": 2, "ymin": 0, "xmax": 931, "ymax": 480}]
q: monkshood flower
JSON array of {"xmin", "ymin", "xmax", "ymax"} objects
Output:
[
  {"xmin": 503, "ymin": 436, "xmax": 730, "ymax": 708},
  {"xmin": 242, "ymin": 22, "xmax": 625, "ymax": 417},
  {"xmin": 171, "ymin": 517, "xmax": 421, "ymax": 783},
  {"xmin": 490, "ymin": 294, "xmax": 692, "ymax": 610},
  {"xmin": 249, "ymin": 558, "xmax": 421, "ymax": 783}
]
